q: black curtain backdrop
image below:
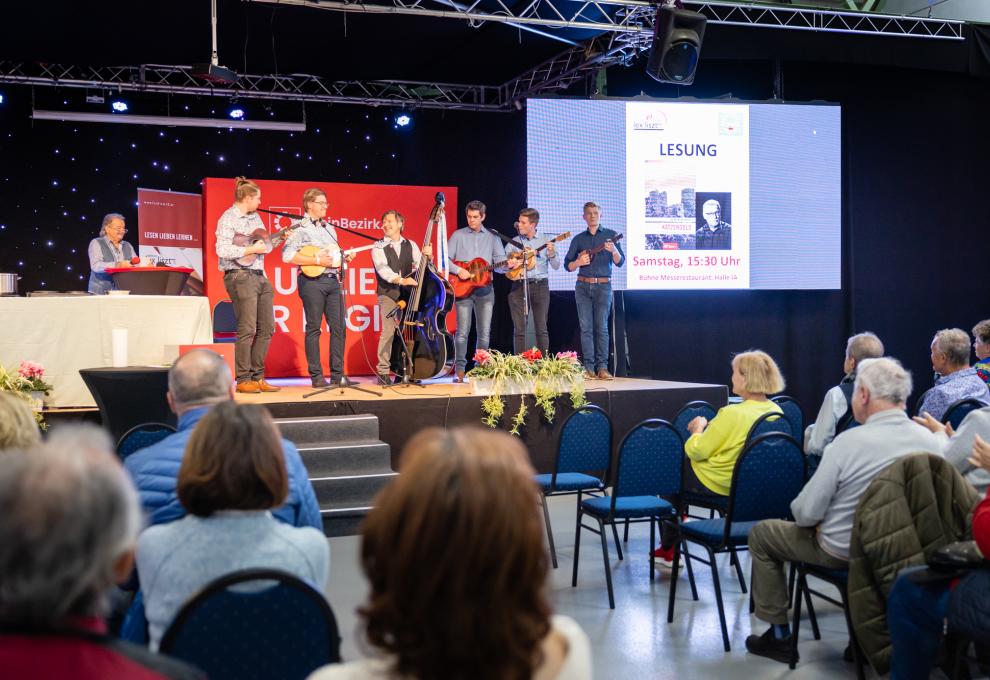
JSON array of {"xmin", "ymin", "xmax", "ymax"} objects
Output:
[{"xmin": 1, "ymin": 54, "xmax": 987, "ymax": 419}]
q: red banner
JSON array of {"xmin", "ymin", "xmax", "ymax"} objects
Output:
[{"xmin": 202, "ymin": 177, "xmax": 457, "ymax": 377}]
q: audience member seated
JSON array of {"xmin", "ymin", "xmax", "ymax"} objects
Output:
[
  {"xmin": 0, "ymin": 392, "xmax": 42, "ymax": 451},
  {"xmin": 307, "ymin": 426, "xmax": 592, "ymax": 680},
  {"xmin": 913, "ymin": 405, "xmax": 990, "ymax": 494},
  {"xmin": 137, "ymin": 402, "xmax": 330, "ymax": 651},
  {"xmin": 885, "ymin": 438, "xmax": 990, "ymax": 680},
  {"xmin": 972, "ymin": 318, "xmax": 990, "ymax": 386},
  {"xmin": 745, "ymin": 358, "xmax": 942, "ymax": 663},
  {"xmin": 0, "ymin": 426, "xmax": 203, "ymax": 679},
  {"xmin": 916, "ymin": 328, "xmax": 990, "ymax": 422},
  {"xmin": 125, "ymin": 349, "xmax": 320, "ymax": 530},
  {"xmin": 805, "ymin": 332, "xmax": 884, "ymax": 456}
]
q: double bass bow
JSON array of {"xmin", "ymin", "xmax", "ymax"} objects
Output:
[{"xmin": 400, "ymin": 193, "xmax": 455, "ymax": 380}]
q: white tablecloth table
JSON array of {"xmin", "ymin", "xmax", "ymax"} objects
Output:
[{"xmin": 0, "ymin": 296, "xmax": 212, "ymax": 407}]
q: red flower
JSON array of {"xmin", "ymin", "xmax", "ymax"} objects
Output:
[
  {"xmin": 521, "ymin": 347, "xmax": 543, "ymax": 362},
  {"xmin": 473, "ymin": 349, "xmax": 492, "ymax": 365}
]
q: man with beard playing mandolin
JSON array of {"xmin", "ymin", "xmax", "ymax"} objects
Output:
[{"xmin": 215, "ymin": 177, "xmax": 282, "ymax": 394}]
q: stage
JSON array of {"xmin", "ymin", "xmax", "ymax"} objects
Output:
[{"xmin": 238, "ymin": 375, "xmax": 729, "ymax": 473}]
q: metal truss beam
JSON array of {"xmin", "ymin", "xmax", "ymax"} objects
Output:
[{"xmin": 246, "ymin": 0, "xmax": 965, "ymax": 39}]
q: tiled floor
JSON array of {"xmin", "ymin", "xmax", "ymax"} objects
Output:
[{"xmin": 325, "ymin": 494, "xmax": 861, "ymax": 679}]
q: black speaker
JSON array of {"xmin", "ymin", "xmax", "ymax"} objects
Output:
[{"xmin": 646, "ymin": 6, "xmax": 707, "ymax": 85}]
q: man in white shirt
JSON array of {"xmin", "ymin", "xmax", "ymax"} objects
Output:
[{"xmin": 746, "ymin": 357, "xmax": 942, "ymax": 663}]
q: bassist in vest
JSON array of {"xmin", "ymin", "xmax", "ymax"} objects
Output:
[
  {"xmin": 563, "ymin": 201, "xmax": 625, "ymax": 381},
  {"xmin": 446, "ymin": 200, "xmax": 507, "ymax": 383},
  {"xmin": 371, "ymin": 210, "xmax": 432, "ymax": 385},
  {"xmin": 281, "ymin": 188, "xmax": 356, "ymax": 388}
]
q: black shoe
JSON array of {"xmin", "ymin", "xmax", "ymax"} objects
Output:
[
  {"xmin": 745, "ymin": 627, "xmax": 795, "ymax": 664},
  {"xmin": 377, "ymin": 373, "xmax": 392, "ymax": 386},
  {"xmin": 311, "ymin": 377, "xmax": 329, "ymax": 388}
]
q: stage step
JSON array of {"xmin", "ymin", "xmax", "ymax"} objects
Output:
[{"xmin": 275, "ymin": 414, "xmax": 394, "ymax": 538}]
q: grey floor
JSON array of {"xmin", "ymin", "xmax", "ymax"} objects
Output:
[{"xmin": 325, "ymin": 494, "xmax": 862, "ymax": 679}]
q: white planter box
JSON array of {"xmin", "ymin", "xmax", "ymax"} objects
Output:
[{"xmin": 470, "ymin": 376, "xmax": 582, "ymax": 397}]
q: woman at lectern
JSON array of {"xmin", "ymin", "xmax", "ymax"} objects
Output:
[{"xmin": 87, "ymin": 212, "xmax": 136, "ymax": 294}]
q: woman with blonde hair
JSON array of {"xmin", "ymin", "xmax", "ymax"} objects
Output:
[
  {"xmin": 308, "ymin": 426, "xmax": 591, "ymax": 680},
  {"xmin": 654, "ymin": 350, "xmax": 785, "ymax": 563}
]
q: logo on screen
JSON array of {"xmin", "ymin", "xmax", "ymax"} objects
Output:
[
  {"xmin": 719, "ymin": 112, "xmax": 743, "ymax": 136},
  {"xmin": 268, "ymin": 206, "xmax": 302, "ymax": 231},
  {"xmin": 632, "ymin": 112, "xmax": 667, "ymax": 131}
]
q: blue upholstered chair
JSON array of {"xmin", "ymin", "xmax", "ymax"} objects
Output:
[
  {"xmin": 942, "ymin": 398, "xmax": 985, "ymax": 429},
  {"xmin": 160, "ymin": 568, "xmax": 340, "ymax": 680},
  {"xmin": 212, "ymin": 299, "xmax": 238, "ymax": 343},
  {"xmin": 572, "ymin": 419, "xmax": 681, "ymax": 609},
  {"xmin": 746, "ymin": 410, "xmax": 793, "ymax": 444},
  {"xmin": 771, "ymin": 395, "xmax": 804, "ymax": 442},
  {"xmin": 535, "ymin": 405, "xmax": 613, "ymax": 569},
  {"xmin": 672, "ymin": 400, "xmax": 717, "ymax": 445},
  {"xmin": 666, "ymin": 432, "xmax": 805, "ymax": 651},
  {"xmin": 116, "ymin": 422, "xmax": 176, "ymax": 461}
]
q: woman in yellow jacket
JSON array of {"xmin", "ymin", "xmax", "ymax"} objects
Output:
[{"xmin": 654, "ymin": 350, "xmax": 785, "ymax": 563}]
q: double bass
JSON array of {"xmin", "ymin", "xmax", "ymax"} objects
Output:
[{"xmin": 400, "ymin": 193, "xmax": 455, "ymax": 380}]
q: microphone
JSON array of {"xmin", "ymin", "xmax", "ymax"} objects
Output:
[{"xmin": 387, "ymin": 300, "xmax": 407, "ymax": 320}]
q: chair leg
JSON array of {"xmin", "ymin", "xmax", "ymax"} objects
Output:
[
  {"xmin": 730, "ymin": 547, "xmax": 747, "ymax": 593},
  {"xmin": 623, "ymin": 518, "xmax": 630, "ymax": 543},
  {"xmin": 649, "ymin": 518, "xmax": 656, "ymax": 581},
  {"xmin": 667, "ymin": 539, "xmax": 681, "ymax": 623},
  {"xmin": 706, "ymin": 545, "xmax": 731, "ymax": 652},
  {"xmin": 838, "ymin": 586, "xmax": 866, "ymax": 680},
  {"xmin": 599, "ymin": 519, "xmax": 615, "ymax": 609},
  {"xmin": 611, "ymin": 521, "xmax": 624, "ymax": 561},
  {"xmin": 682, "ymin": 540, "xmax": 699, "ymax": 600},
  {"xmin": 571, "ymin": 508, "xmax": 583, "ymax": 588},
  {"xmin": 540, "ymin": 493, "xmax": 557, "ymax": 569},
  {"xmin": 802, "ymin": 572, "xmax": 821, "ymax": 641},
  {"xmin": 789, "ymin": 566, "xmax": 804, "ymax": 669}
]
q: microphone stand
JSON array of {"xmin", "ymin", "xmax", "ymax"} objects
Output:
[
  {"xmin": 392, "ymin": 304, "xmax": 425, "ymax": 389},
  {"xmin": 303, "ymin": 222, "xmax": 381, "ymax": 399}
]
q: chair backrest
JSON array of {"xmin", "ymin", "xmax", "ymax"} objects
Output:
[
  {"xmin": 672, "ymin": 400, "xmax": 717, "ymax": 443},
  {"xmin": 745, "ymin": 410, "xmax": 792, "ymax": 446},
  {"xmin": 160, "ymin": 568, "xmax": 341, "ymax": 680},
  {"xmin": 116, "ymin": 422, "xmax": 177, "ymax": 461},
  {"xmin": 212, "ymin": 299, "xmax": 238, "ymax": 337},
  {"xmin": 726, "ymin": 432, "xmax": 805, "ymax": 529},
  {"xmin": 942, "ymin": 398, "xmax": 985, "ymax": 429},
  {"xmin": 771, "ymin": 395, "xmax": 803, "ymax": 439},
  {"xmin": 553, "ymin": 405, "xmax": 612, "ymax": 485},
  {"xmin": 611, "ymin": 419, "xmax": 683, "ymax": 506}
]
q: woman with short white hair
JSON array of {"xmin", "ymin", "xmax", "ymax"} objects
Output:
[{"xmin": 88, "ymin": 212, "xmax": 136, "ymax": 294}]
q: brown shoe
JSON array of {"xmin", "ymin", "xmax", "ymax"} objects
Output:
[
  {"xmin": 454, "ymin": 370, "xmax": 465, "ymax": 383},
  {"xmin": 596, "ymin": 368, "xmax": 614, "ymax": 381},
  {"xmin": 583, "ymin": 369, "xmax": 597, "ymax": 380},
  {"xmin": 257, "ymin": 379, "xmax": 281, "ymax": 393},
  {"xmin": 236, "ymin": 380, "xmax": 261, "ymax": 394}
]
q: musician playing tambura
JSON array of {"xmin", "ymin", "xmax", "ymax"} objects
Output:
[
  {"xmin": 281, "ymin": 188, "xmax": 355, "ymax": 389},
  {"xmin": 563, "ymin": 201, "xmax": 625, "ymax": 381},
  {"xmin": 504, "ymin": 208, "xmax": 560, "ymax": 355},
  {"xmin": 446, "ymin": 200, "xmax": 507, "ymax": 383},
  {"xmin": 371, "ymin": 210, "xmax": 432, "ymax": 386},
  {"xmin": 215, "ymin": 177, "xmax": 281, "ymax": 394}
]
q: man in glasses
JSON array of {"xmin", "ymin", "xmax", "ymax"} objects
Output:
[{"xmin": 88, "ymin": 213, "xmax": 137, "ymax": 294}]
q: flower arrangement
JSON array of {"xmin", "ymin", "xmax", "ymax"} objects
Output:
[
  {"xmin": 0, "ymin": 361, "xmax": 52, "ymax": 430},
  {"xmin": 467, "ymin": 348, "xmax": 587, "ymax": 435}
]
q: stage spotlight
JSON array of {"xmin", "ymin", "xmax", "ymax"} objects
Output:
[
  {"xmin": 0, "ymin": 93, "xmax": 5, "ymax": 105},
  {"xmin": 228, "ymin": 107, "xmax": 245, "ymax": 120},
  {"xmin": 646, "ymin": 6, "xmax": 707, "ymax": 85},
  {"xmin": 111, "ymin": 99, "xmax": 129, "ymax": 113},
  {"xmin": 394, "ymin": 113, "xmax": 412, "ymax": 127}
]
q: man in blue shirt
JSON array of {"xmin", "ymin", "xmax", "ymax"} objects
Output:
[
  {"xmin": 563, "ymin": 202, "xmax": 625, "ymax": 380},
  {"xmin": 124, "ymin": 349, "xmax": 322, "ymax": 530},
  {"xmin": 504, "ymin": 208, "xmax": 560, "ymax": 355},
  {"xmin": 916, "ymin": 328, "xmax": 990, "ymax": 422},
  {"xmin": 446, "ymin": 200, "xmax": 507, "ymax": 382}
]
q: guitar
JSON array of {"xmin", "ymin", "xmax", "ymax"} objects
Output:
[
  {"xmin": 298, "ymin": 242, "xmax": 383, "ymax": 278},
  {"xmin": 504, "ymin": 231, "xmax": 571, "ymax": 282},
  {"xmin": 448, "ymin": 256, "xmax": 517, "ymax": 299},
  {"xmin": 232, "ymin": 226, "xmax": 297, "ymax": 267},
  {"xmin": 574, "ymin": 233, "xmax": 624, "ymax": 267}
]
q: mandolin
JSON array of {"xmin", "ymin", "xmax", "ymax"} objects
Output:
[
  {"xmin": 575, "ymin": 232, "xmax": 624, "ymax": 264},
  {"xmin": 298, "ymin": 242, "xmax": 383, "ymax": 278},
  {"xmin": 232, "ymin": 226, "xmax": 296, "ymax": 267},
  {"xmin": 504, "ymin": 231, "xmax": 571, "ymax": 282}
]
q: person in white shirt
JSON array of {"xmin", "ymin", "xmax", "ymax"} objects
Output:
[
  {"xmin": 804, "ymin": 332, "xmax": 884, "ymax": 457},
  {"xmin": 307, "ymin": 426, "xmax": 592, "ymax": 680}
]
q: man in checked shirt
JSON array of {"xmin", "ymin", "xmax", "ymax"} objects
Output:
[{"xmin": 214, "ymin": 177, "xmax": 281, "ymax": 394}]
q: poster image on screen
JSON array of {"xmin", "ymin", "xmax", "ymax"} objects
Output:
[{"xmin": 527, "ymin": 98, "xmax": 841, "ymax": 291}]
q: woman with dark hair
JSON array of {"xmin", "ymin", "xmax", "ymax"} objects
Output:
[
  {"xmin": 137, "ymin": 401, "xmax": 329, "ymax": 651},
  {"xmin": 308, "ymin": 426, "xmax": 591, "ymax": 680}
]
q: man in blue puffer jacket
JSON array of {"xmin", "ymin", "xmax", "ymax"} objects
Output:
[{"xmin": 124, "ymin": 349, "xmax": 322, "ymax": 530}]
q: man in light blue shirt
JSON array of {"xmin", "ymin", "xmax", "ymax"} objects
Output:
[
  {"xmin": 504, "ymin": 208, "xmax": 560, "ymax": 354},
  {"xmin": 446, "ymin": 200, "xmax": 507, "ymax": 381},
  {"xmin": 916, "ymin": 328, "xmax": 990, "ymax": 422}
]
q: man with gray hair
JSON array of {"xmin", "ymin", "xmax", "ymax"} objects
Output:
[
  {"xmin": 916, "ymin": 328, "xmax": 990, "ymax": 422},
  {"xmin": 124, "ymin": 349, "xmax": 321, "ymax": 530},
  {"xmin": 0, "ymin": 426, "xmax": 202, "ymax": 679},
  {"xmin": 746, "ymin": 358, "xmax": 942, "ymax": 663},
  {"xmin": 805, "ymin": 332, "xmax": 885, "ymax": 457}
]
